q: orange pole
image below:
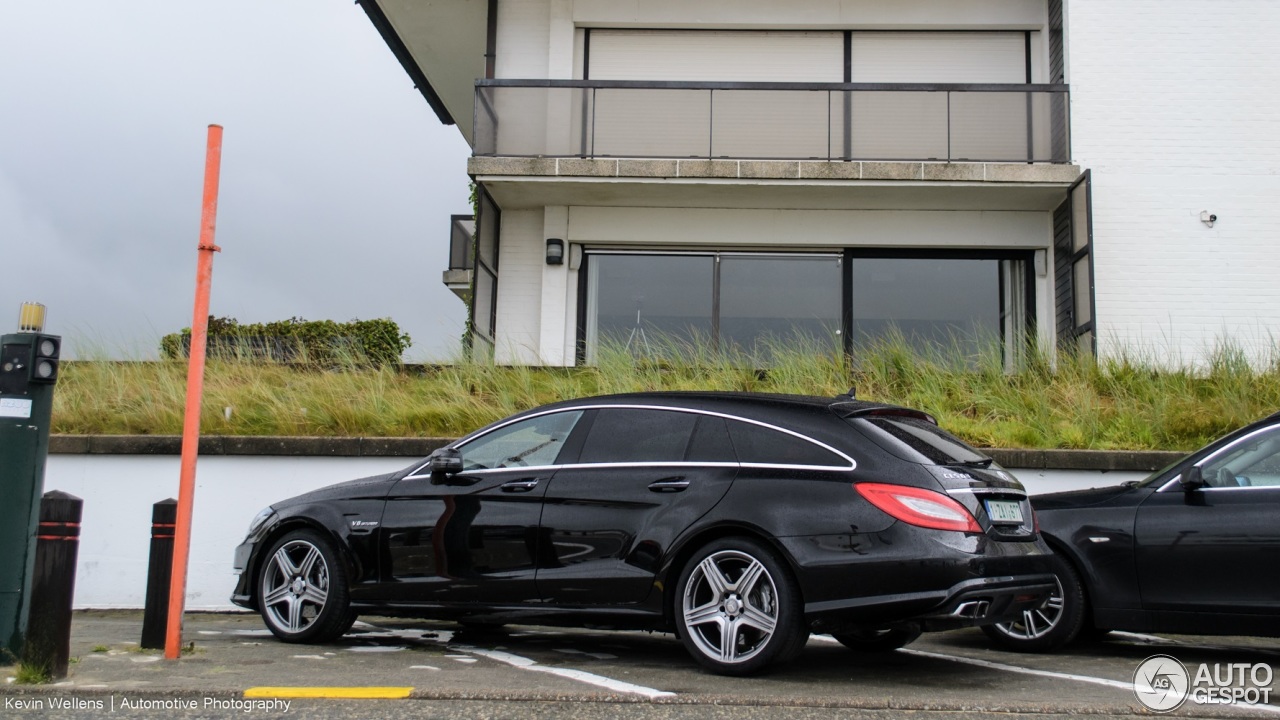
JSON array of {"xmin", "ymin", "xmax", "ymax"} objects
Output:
[{"xmin": 166, "ymin": 124, "xmax": 224, "ymax": 660}]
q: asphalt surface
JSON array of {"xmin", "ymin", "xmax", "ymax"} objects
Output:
[{"xmin": 3, "ymin": 610, "xmax": 1279, "ymax": 718}]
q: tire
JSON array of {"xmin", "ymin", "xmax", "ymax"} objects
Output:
[
  {"xmin": 674, "ymin": 537, "xmax": 807, "ymax": 676},
  {"xmin": 981, "ymin": 553, "xmax": 1086, "ymax": 652},
  {"xmin": 831, "ymin": 624, "xmax": 922, "ymax": 652},
  {"xmin": 257, "ymin": 529, "xmax": 353, "ymax": 643}
]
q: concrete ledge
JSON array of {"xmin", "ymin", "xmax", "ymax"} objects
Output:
[
  {"xmin": 987, "ymin": 448, "xmax": 1184, "ymax": 472},
  {"xmin": 471, "ymin": 155, "xmax": 1080, "ymax": 185},
  {"xmin": 676, "ymin": 159, "xmax": 739, "ymax": 178},
  {"xmin": 51, "ymin": 435, "xmax": 453, "ymax": 459},
  {"xmin": 799, "ymin": 161, "xmax": 861, "ymax": 180},
  {"xmin": 51, "ymin": 435, "xmax": 1185, "ymax": 471}
]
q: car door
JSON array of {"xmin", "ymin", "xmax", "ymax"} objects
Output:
[
  {"xmin": 1135, "ymin": 422, "xmax": 1280, "ymax": 615},
  {"xmin": 536, "ymin": 408, "xmax": 738, "ymax": 605},
  {"xmin": 379, "ymin": 410, "xmax": 583, "ymax": 604}
]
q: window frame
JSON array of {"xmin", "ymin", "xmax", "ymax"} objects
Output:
[{"xmin": 410, "ymin": 404, "xmax": 857, "ymax": 477}]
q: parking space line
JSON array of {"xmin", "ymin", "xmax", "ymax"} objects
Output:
[
  {"xmin": 461, "ymin": 646, "xmax": 675, "ymax": 699},
  {"xmin": 896, "ymin": 647, "xmax": 1132, "ymax": 691},
  {"xmin": 244, "ymin": 687, "xmax": 413, "ymax": 699},
  {"xmin": 831, "ymin": 640, "xmax": 1280, "ymax": 717}
]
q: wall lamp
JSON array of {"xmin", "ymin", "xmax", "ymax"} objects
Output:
[{"xmin": 546, "ymin": 238, "xmax": 565, "ymax": 265}]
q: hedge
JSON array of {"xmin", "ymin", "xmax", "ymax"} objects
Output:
[{"xmin": 160, "ymin": 316, "xmax": 411, "ymax": 367}]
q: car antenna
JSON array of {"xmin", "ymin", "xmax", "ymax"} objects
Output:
[{"xmin": 845, "ymin": 386, "xmax": 856, "ymax": 399}]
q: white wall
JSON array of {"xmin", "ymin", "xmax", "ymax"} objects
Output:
[
  {"xmin": 42, "ymin": 454, "xmax": 1139, "ymax": 609},
  {"xmin": 1069, "ymin": 0, "xmax": 1280, "ymax": 363},
  {"xmin": 45, "ymin": 455, "xmax": 409, "ymax": 611},
  {"xmin": 568, "ymin": 207, "xmax": 1051, "ymax": 248},
  {"xmin": 494, "ymin": 208, "xmax": 546, "ymax": 364}
]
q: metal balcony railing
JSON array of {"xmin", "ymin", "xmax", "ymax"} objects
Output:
[
  {"xmin": 448, "ymin": 214, "xmax": 475, "ymax": 271},
  {"xmin": 474, "ymin": 79, "xmax": 1070, "ymax": 164}
]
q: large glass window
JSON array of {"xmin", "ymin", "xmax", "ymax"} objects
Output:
[
  {"xmin": 719, "ymin": 255, "xmax": 842, "ymax": 355},
  {"xmin": 850, "ymin": 256, "xmax": 1021, "ymax": 362},
  {"xmin": 582, "ymin": 251, "xmax": 1030, "ymax": 366},
  {"xmin": 584, "ymin": 252, "xmax": 841, "ymax": 362},
  {"xmin": 585, "ymin": 254, "xmax": 713, "ymax": 362}
]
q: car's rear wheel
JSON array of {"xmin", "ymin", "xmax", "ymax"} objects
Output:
[
  {"xmin": 675, "ymin": 537, "xmax": 807, "ymax": 675},
  {"xmin": 982, "ymin": 553, "xmax": 1085, "ymax": 652},
  {"xmin": 258, "ymin": 529, "xmax": 353, "ymax": 643},
  {"xmin": 831, "ymin": 624, "xmax": 922, "ymax": 652}
]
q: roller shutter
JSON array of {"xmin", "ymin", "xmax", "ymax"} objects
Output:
[
  {"xmin": 849, "ymin": 32, "xmax": 1026, "ymax": 83},
  {"xmin": 587, "ymin": 30, "xmax": 843, "ymax": 82}
]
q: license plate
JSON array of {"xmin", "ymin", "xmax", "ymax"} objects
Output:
[{"xmin": 984, "ymin": 499, "xmax": 1024, "ymax": 524}]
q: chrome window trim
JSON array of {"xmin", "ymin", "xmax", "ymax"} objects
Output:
[
  {"xmin": 1156, "ymin": 424, "xmax": 1280, "ymax": 492},
  {"xmin": 405, "ymin": 403, "xmax": 858, "ymax": 477},
  {"xmin": 1157, "ymin": 479, "xmax": 1280, "ymax": 493},
  {"xmin": 406, "ymin": 459, "xmax": 854, "ymax": 481}
]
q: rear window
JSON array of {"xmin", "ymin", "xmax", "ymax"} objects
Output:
[{"xmin": 854, "ymin": 415, "xmax": 989, "ymax": 465}]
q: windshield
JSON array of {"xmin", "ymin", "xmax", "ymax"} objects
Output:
[{"xmin": 853, "ymin": 415, "xmax": 991, "ymax": 466}]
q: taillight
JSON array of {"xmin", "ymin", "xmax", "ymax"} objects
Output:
[{"xmin": 854, "ymin": 482, "xmax": 982, "ymax": 533}]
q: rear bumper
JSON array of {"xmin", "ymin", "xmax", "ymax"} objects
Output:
[{"xmin": 805, "ymin": 573, "xmax": 1056, "ymax": 633}]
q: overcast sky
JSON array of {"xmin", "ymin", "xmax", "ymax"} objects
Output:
[{"xmin": 0, "ymin": 1, "xmax": 473, "ymax": 360}]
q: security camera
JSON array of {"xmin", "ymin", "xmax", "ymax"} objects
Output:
[{"xmin": 1200, "ymin": 211, "xmax": 1217, "ymax": 227}]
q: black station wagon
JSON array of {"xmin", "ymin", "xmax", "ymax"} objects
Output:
[{"xmin": 233, "ymin": 392, "xmax": 1055, "ymax": 674}]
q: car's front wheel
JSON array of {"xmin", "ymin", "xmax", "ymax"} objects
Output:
[
  {"xmin": 675, "ymin": 537, "xmax": 807, "ymax": 675},
  {"xmin": 257, "ymin": 529, "xmax": 353, "ymax": 643},
  {"xmin": 981, "ymin": 553, "xmax": 1086, "ymax": 652}
]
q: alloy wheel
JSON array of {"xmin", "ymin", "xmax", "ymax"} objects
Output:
[
  {"xmin": 681, "ymin": 550, "xmax": 780, "ymax": 664},
  {"xmin": 261, "ymin": 539, "xmax": 330, "ymax": 635},
  {"xmin": 993, "ymin": 575, "xmax": 1065, "ymax": 640}
]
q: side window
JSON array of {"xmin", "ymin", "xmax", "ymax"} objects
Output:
[
  {"xmin": 727, "ymin": 420, "xmax": 847, "ymax": 467},
  {"xmin": 458, "ymin": 411, "xmax": 583, "ymax": 470},
  {"xmin": 1200, "ymin": 425, "xmax": 1280, "ymax": 488},
  {"xmin": 686, "ymin": 416, "xmax": 737, "ymax": 463},
  {"xmin": 579, "ymin": 409, "xmax": 698, "ymax": 464}
]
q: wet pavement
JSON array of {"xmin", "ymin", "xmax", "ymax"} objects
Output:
[{"xmin": 2, "ymin": 610, "xmax": 1278, "ymax": 718}]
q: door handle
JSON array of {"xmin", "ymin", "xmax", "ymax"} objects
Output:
[
  {"xmin": 501, "ymin": 478, "xmax": 541, "ymax": 493},
  {"xmin": 648, "ymin": 477, "xmax": 690, "ymax": 493}
]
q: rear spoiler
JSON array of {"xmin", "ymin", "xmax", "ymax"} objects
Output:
[{"xmin": 830, "ymin": 402, "xmax": 937, "ymax": 426}]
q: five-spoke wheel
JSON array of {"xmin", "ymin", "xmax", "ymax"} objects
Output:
[
  {"xmin": 258, "ymin": 529, "xmax": 353, "ymax": 643},
  {"xmin": 675, "ymin": 538, "xmax": 806, "ymax": 675}
]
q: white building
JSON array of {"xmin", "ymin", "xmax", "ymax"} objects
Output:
[{"xmin": 358, "ymin": 0, "xmax": 1280, "ymax": 366}]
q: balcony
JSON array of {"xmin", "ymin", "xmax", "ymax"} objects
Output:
[
  {"xmin": 474, "ymin": 80, "xmax": 1070, "ymax": 164},
  {"xmin": 443, "ymin": 214, "xmax": 474, "ymax": 303}
]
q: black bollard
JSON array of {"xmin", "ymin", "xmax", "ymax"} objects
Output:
[
  {"xmin": 140, "ymin": 499, "xmax": 177, "ymax": 650},
  {"xmin": 22, "ymin": 491, "xmax": 82, "ymax": 679}
]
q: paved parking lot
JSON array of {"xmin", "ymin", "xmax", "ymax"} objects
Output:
[{"xmin": 3, "ymin": 611, "xmax": 1278, "ymax": 718}]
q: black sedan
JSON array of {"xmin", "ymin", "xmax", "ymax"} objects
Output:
[
  {"xmin": 233, "ymin": 392, "xmax": 1054, "ymax": 674},
  {"xmin": 984, "ymin": 411, "xmax": 1280, "ymax": 651}
]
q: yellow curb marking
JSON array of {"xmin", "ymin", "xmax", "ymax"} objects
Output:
[{"xmin": 244, "ymin": 687, "xmax": 413, "ymax": 699}]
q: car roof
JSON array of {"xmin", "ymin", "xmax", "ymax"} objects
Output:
[{"xmin": 532, "ymin": 390, "xmax": 914, "ymax": 419}]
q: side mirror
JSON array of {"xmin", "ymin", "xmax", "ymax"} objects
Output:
[
  {"xmin": 430, "ymin": 448, "xmax": 464, "ymax": 476},
  {"xmin": 1179, "ymin": 465, "xmax": 1205, "ymax": 491}
]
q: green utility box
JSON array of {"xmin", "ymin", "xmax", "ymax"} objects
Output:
[{"xmin": 0, "ymin": 329, "xmax": 61, "ymax": 658}]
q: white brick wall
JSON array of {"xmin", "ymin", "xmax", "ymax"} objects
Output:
[{"xmin": 1069, "ymin": 0, "xmax": 1280, "ymax": 362}]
